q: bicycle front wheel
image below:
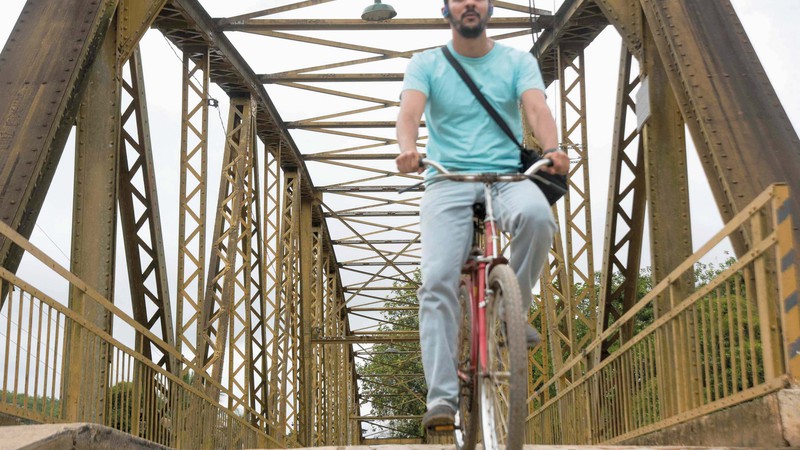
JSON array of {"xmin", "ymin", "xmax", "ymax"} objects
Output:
[
  {"xmin": 454, "ymin": 280, "xmax": 478, "ymax": 450},
  {"xmin": 480, "ymin": 264, "xmax": 527, "ymax": 450}
]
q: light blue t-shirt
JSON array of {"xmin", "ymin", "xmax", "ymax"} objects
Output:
[{"xmin": 402, "ymin": 41, "xmax": 545, "ymax": 178}]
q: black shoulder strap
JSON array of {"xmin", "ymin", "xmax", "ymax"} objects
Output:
[{"xmin": 441, "ymin": 45, "xmax": 525, "ymax": 151}]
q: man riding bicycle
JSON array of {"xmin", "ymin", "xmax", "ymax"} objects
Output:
[{"xmin": 395, "ymin": 0, "xmax": 570, "ymax": 430}]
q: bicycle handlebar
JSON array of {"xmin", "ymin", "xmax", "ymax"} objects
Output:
[
  {"xmin": 420, "ymin": 157, "xmax": 553, "ymax": 182},
  {"xmin": 398, "ymin": 156, "xmax": 555, "ymax": 194}
]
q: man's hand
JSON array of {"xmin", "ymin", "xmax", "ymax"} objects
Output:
[
  {"xmin": 396, "ymin": 149, "xmax": 424, "ymax": 174},
  {"xmin": 543, "ymin": 150, "xmax": 569, "ymax": 175}
]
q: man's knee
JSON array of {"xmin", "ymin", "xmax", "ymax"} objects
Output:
[{"xmin": 517, "ymin": 203, "xmax": 556, "ymax": 235}]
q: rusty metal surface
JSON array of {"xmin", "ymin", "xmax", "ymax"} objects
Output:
[
  {"xmin": 153, "ymin": 1, "xmax": 308, "ymax": 179},
  {"xmin": 528, "ymin": 184, "xmax": 794, "ymax": 444},
  {"xmin": 0, "ymin": 0, "xmax": 118, "ymax": 276},
  {"xmin": 638, "ymin": 0, "xmax": 800, "ymax": 252},
  {"xmin": 596, "ymin": 46, "xmax": 646, "ymax": 362},
  {"xmin": 117, "ymin": 48, "xmax": 176, "ymax": 374},
  {"xmin": 117, "ymin": 0, "xmax": 169, "ymax": 64},
  {"xmin": 533, "ymin": 0, "xmax": 609, "ymax": 86},
  {"xmin": 63, "ymin": 21, "xmax": 120, "ymax": 424}
]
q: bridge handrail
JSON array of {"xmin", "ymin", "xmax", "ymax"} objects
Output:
[
  {"xmin": 0, "ymin": 220, "xmax": 285, "ymax": 447},
  {"xmin": 526, "ymin": 183, "xmax": 797, "ymax": 443}
]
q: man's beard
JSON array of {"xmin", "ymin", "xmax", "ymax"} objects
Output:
[{"xmin": 449, "ymin": 13, "xmax": 489, "ymax": 39}]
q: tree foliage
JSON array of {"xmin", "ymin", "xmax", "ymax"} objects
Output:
[{"xmin": 357, "ymin": 271, "xmax": 425, "ymax": 439}]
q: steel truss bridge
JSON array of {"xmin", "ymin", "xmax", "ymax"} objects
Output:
[{"xmin": 0, "ymin": 0, "xmax": 798, "ymax": 448}]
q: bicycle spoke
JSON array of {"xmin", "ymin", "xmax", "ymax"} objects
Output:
[{"xmin": 491, "ymin": 372, "xmax": 511, "ymax": 381}]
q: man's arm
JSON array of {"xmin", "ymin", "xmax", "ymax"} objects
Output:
[
  {"xmin": 521, "ymin": 89, "xmax": 569, "ymax": 175},
  {"xmin": 395, "ymin": 90, "xmax": 427, "ymax": 174}
]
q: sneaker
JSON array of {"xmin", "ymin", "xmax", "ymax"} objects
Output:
[
  {"xmin": 526, "ymin": 324, "xmax": 542, "ymax": 348},
  {"xmin": 422, "ymin": 404, "xmax": 456, "ymax": 430}
]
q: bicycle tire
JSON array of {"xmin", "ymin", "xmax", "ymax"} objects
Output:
[
  {"xmin": 454, "ymin": 280, "xmax": 478, "ymax": 450},
  {"xmin": 480, "ymin": 264, "xmax": 527, "ymax": 450}
]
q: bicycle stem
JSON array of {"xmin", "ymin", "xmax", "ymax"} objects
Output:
[{"xmin": 483, "ymin": 182, "xmax": 498, "ymax": 259}]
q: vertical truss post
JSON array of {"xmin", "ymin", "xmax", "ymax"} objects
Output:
[
  {"xmin": 176, "ymin": 46, "xmax": 209, "ymax": 379},
  {"xmin": 271, "ymin": 167, "xmax": 301, "ymax": 440},
  {"xmin": 596, "ymin": 45, "xmax": 646, "ymax": 363},
  {"xmin": 591, "ymin": 44, "xmax": 647, "ymax": 438},
  {"xmin": 227, "ymin": 102, "xmax": 258, "ymax": 413},
  {"xmin": 541, "ymin": 213, "xmax": 570, "ymax": 389},
  {"xmin": 521, "ymin": 98, "xmax": 554, "ymax": 402},
  {"xmin": 63, "ymin": 22, "xmax": 120, "ymax": 422},
  {"xmin": 321, "ymin": 256, "xmax": 337, "ymax": 443},
  {"xmin": 118, "ymin": 46, "xmax": 176, "ymax": 373},
  {"xmin": 641, "ymin": 26, "xmax": 695, "ymax": 418},
  {"xmin": 262, "ymin": 143, "xmax": 283, "ymax": 435},
  {"xmin": 328, "ymin": 264, "xmax": 349, "ymax": 444},
  {"xmin": 529, "ymin": 293, "xmax": 551, "ymax": 406},
  {"xmin": 311, "ymin": 225, "xmax": 325, "ymax": 446},
  {"xmin": 558, "ymin": 46, "xmax": 596, "ymax": 367},
  {"xmin": 246, "ymin": 135, "xmax": 269, "ymax": 427},
  {"xmin": 349, "ymin": 340, "xmax": 361, "ymax": 445},
  {"xmin": 299, "ymin": 196, "xmax": 314, "ymax": 446},
  {"xmin": 198, "ymin": 96, "xmax": 253, "ymax": 401}
]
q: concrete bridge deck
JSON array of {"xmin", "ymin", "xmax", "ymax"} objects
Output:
[{"xmin": 1, "ymin": 423, "xmax": 795, "ymax": 450}]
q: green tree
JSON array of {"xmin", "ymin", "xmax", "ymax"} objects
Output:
[{"xmin": 357, "ymin": 271, "xmax": 425, "ymax": 439}]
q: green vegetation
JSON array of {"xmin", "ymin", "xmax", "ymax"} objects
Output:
[
  {"xmin": 1, "ymin": 391, "xmax": 61, "ymax": 418},
  {"xmin": 356, "ymin": 271, "xmax": 425, "ymax": 439}
]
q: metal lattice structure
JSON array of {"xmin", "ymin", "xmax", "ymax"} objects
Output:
[{"xmin": 0, "ymin": 0, "xmax": 798, "ymax": 447}]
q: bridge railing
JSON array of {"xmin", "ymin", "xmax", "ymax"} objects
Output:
[
  {"xmin": 526, "ymin": 183, "xmax": 798, "ymax": 444},
  {"xmin": 0, "ymin": 222, "xmax": 283, "ymax": 448}
]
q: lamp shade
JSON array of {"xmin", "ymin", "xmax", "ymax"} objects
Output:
[{"xmin": 361, "ymin": 0, "xmax": 396, "ymax": 21}]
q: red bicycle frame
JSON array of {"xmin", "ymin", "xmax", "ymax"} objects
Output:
[{"xmin": 465, "ymin": 184, "xmax": 508, "ymax": 378}]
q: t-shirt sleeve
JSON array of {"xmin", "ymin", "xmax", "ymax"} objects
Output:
[
  {"xmin": 515, "ymin": 52, "xmax": 546, "ymax": 98},
  {"xmin": 402, "ymin": 53, "xmax": 430, "ymax": 98}
]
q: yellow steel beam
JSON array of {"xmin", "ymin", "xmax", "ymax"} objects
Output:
[
  {"xmin": 198, "ymin": 97, "xmax": 252, "ymax": 401},
  {"xmin": 596, "ymin": 45, "xmax": 646, "ymax": 363},
  {"xmin": 218, "ymin": 0, "xmax": 338, "ymax": 24},
  {"xmin": 222, "ymin": 17, "xmax": 545, "ymax": 31},
  {"xmin": 559, "ymin": 46, "xmax": 597, "ymax": 358},
  {"xmin": 117, "ymin": 0, "xmax": 168, "ymax": 63},
  {"xmin": 118, "ymin": 47, "xmax": 176, "ymax": 374},
  {"xmin": 0, "ymin": 0, "xmax": 118, "ymax": 284},
  {"xmin": 638, "ymin": 0, "xmax": 800, "ymax": 253},
  {"xmin": 176, "ymin": 46, "xmax": 209, "ymax": 380},
  {"xmin": 592, "ymin": 0, "xmax": 643, "ymax": 59},
  {"xmin": 641, "ymin": 23, "xmax": 695, "ymax": 418},
  {"xmin": 299, "ymin": 198, "xmax": 315, "ymax": 445},
  {"xmin": 227, "ymin": 101, "xmax": 259, "ymax": 414},
  {"xmin": 64, "ymin": 19, "xmax": 120, "ymax": 422}
]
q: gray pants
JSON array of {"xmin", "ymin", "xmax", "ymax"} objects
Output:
[{"xmin": 418, "ymin": 180, "xmax": 556, "ymax": 411}]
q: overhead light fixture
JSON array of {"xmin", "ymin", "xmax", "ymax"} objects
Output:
[{"xmin": 361, "ymin": 0, "xmax": 396, "ymax": 21}]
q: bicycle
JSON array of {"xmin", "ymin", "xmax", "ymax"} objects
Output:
[{"xmin": 414, "ymin": 157, "xmax": 554, "ymax": 450}]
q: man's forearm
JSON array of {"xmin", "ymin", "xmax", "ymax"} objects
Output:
[
  {"xmin": 531, "ymin": 113, "xmax": 558, "ymax": 151},
  {"xmin": 396, "ymin": 115, "xmax": 420, "ymax": 154}
]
